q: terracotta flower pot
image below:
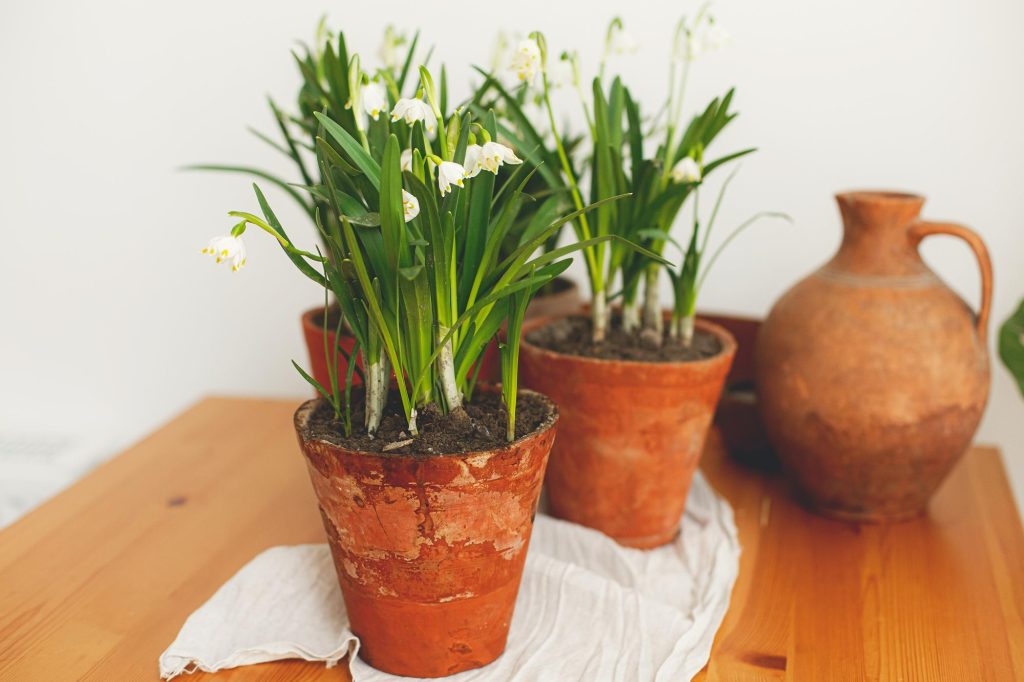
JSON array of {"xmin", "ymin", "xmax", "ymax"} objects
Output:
[
  {"xmin": 301, "ymin": 306, "xmax": 360, "ymax": 390},
  {"xmin": 756, "ymin": 191, "xmax": 992, "ymax": 521},
  {"xmin": 293, "ymin": 393, "xmax": 558, "ymax": 677},
  {"xmin": 519, "ymin": 316, "xmax": 736, "ymax": 548},
  {"xmin": 699, "ymin": 313, "xmax": 779, "ymax": 471}
]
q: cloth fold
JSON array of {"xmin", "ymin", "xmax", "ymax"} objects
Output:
[{"xmin": 160, "ymin": 471, "xmax": 739, "ymax": 682}]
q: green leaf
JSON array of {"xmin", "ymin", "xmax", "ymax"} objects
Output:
[
  {"xmin": 292, "ymin": 360, "xmax": 333, "ymax": 403},
  {"xmin": 1000, "ymin": 299, "xmax": 1024, "ymax": 398},
  {"xmin": 399, "ymin": 264, "xmax": 424, "ymax": 280},
  {"xmin": 251, "ymin": 184, "xmax": 326, "ymax": 286},
  {"xmin": 314, "ymin": 111, "xmax": 381, "ymax": 187},
  {"xmin": 184, "ymin": 164, "xmax": 312, "ymax": 215}
]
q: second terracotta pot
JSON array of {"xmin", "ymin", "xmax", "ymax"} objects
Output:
[
  {"xmin": 302, "ymin": 306, "xmax": 360, "ymax": 390},
  {"xmin": 303, "ymin": 278, "xmax": 581, "ymax": 391},
  {"xmin": 519, "ymin": 316, "xmax": 736, "ymax": 548},
  {"xmin": 294, "ymin": 392, "xmax": 558, "ymax": 677}
]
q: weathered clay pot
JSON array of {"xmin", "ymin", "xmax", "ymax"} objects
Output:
[
  {"xmin": 301, "ymin": 306, "xmax": 360, "ymax": 390},
  {"xmin": 294, "ymin": 393, "xmax": 558, "ymax": 677},
  {"xmin": 519, "ymin": 316, "xmax": 736, "ymax": 548},
  {"xmin": 700, "ymin": 313, "xmax": 779, "ymax": 471},
  {"xmin": 756, "ymin": 191, "xmax": 992, "ymax": 521}
]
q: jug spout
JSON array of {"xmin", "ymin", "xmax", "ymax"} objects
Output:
[{"xmin": 831, "ymin": 191, "xmax": 928, "ymax": 276}]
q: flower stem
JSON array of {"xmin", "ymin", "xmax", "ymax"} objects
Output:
[
  {"xmin": 642, "ymin": 265, "xmax": 663, "ymax": 334},
  {"xmin": 592, "ymin": 289, "xmax": 608, "ymax": 343},
  {"xmin": 679, "ymin": 314, "xmax": 695, "ymax": 347},
  {"xmin": 437, "ymin": 325, "xmax": 462, "ymax": 413},
  {"xmin": 622, "ymin": 298, "xmax": 641, "ymax": 334}
]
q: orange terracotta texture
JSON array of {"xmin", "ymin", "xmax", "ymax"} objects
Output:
[
  {"xmin": 519, "ymin": 317, "xmax": 736, "ymax": 548},
  {"xmin": 293, "ymin": 394, "xmax": 558, "ymax": 678},
  {"xmin": 301, "ymin": 306, "xmax": 361, "ymax": 390},
  {"xmin": 701, "ymin": 313, "xmax": 779, "ymax": 471},
  {"xmin": 757, "ymin": 191, "xmax": 992, "ymax": 521}
]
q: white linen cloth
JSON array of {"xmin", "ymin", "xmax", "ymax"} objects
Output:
[{"xmin": 160, "ymin": 471, "xmax": 739, "ymax": 682}]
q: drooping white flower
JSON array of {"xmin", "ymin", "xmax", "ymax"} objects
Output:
[
  {"xmin": 682, "ymin": 18, "xmax": 730, "ymax": 60},
  {"xmin": 201, "ymin": 234, "xmax": 247, "ymax": 271},
  {"xmin": 480, "ymin": 141, "xmax": 523, "ymax": 174},
  {"xmin": 670, "ymin": 157, "xmax": 702, "ymax": 183},
  {"xmin": 509, "ymin": 39, "xmax": 542, "ymax": 83},
  {"xmin": 400, "ymin": 148, "xmax": 413, "ymax": 172},
  {"xmin": 608, "ymin": 25, "xmax": 639, "ymax": 55},
  {"xmin": 463, "ymin": 144, "xmax": 484, "ymax": 178},
  {"xmin": 390, "ymin": 97, "xmax": 437, "ymax": 133},
  {"xmin": 402, "ymin": 190, "xmax": 420, "ymax": 222},
  {"xmin": 437, "ymin": 161, "xmax": 466, "ymax": 196},
  {"xmin": 378, "ymin": 25, "xmax": 406, "ymax": 71},
  {"xmin": 361, "ymin": 81, "xmax": 388, "ymax": 121}
]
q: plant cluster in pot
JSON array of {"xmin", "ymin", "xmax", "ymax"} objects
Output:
[
  {"xmin": 200, "ymin": 34, "xmax": 625, "ymax": 676},
  {"xmin": 195, "ymin": 24, "xmax": 584, "ymax": 392},
  {"xmin": 495, "ymin": 18, "xmax": 788, "ymax": 548}
]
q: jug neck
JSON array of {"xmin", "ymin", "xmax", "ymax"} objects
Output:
[{"xmin": 829, "ymin": 191, "xmax": 928, "ymax": 277}]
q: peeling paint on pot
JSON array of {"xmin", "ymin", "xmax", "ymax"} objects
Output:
[{"xmin": 293, "ymin": 391, "xmax": 558, "ymax": 678}]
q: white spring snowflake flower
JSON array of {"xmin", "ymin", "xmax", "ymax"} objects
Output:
[
  {"xmin": 361, "ymin": 81, "xmax": 388, "ymax": 121},
  {"xmin": 509, "ymin": 39, "xmax": 542, "ymax": 83},
  {"xmin": 481, "ymin": 141, "xmax": 523, "ymax": 173},
  {"xmin": 670, "ymin": 157, "xmax": 702, "ymax": 183},
  {"xmin": 400, "ymin": 148, "xmax": 413, "ymax": 172},
  {"xmin": 391, "ymin": 97, "xmax": 437, "ymax": 133},
  {"xmin": 402, "ymin": 190, "xmax": 420, "ymax": 222},
  {"xmin": 608, "ymin": 25, "xmax": 639, "ymax": 55},
  {"xmin": 437, "ymin": 161, "xmax": 467, "ymax": 196},
  {"xmin": 682, "ymin": 17, "xmax": 731, "ymax": 61},
  {"xmin": 378, "ymin": 25, "xmax": 406, "ymax": 71},
  {"xmin": 201, "ymin": 234, "xmax": 247, "ymax": 272},
  {"xmin": 464, "ymin": 142, "xmax": 523, "ymax": 178}
]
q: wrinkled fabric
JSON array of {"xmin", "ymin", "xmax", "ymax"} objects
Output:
[{"xmin": 160, "ymin": 471, "xmax": 739, "ymax": 682}]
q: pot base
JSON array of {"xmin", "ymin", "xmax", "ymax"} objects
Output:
[
  {"xmin": 346, "ymin": 582, "xmax": 517, "ymax": 678},
  {"xmin": 612, "ymin": 526, "xmax": 681, "ymax": 549},
  {"xmin": 805, "ymin": 500, "xmax": 928, "ymax": 524}
]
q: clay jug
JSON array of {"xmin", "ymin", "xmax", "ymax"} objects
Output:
[{"xmin": 756, "ymin": 191, "xmax": 992, "ymax": 521}]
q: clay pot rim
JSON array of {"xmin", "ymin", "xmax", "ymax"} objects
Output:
[
  {"xmin": 521, "ymin": 314, "xmax": 738, "ymax": 369},
  {"xmin": 836, "ymin": 190, "xmax": 924, "ymax": 205},
  {"xmin": 293, "ymin": 387, "xmax": 558, "ymax": 460},
  {"xmin": 301, "ymin": 305, "xmax": 345, "ymax": 336}
]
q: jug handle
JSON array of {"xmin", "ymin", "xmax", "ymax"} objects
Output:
[{"xmin": 909, "ymin": 220, "xmax": 993, "ymax": 344}]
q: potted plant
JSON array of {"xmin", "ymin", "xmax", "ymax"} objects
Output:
[
  {"xmin": 201, "ymin": 32, "xmax": 652, "ymax": 670},
  {"xmin": 195, "ymin": 22, "xmax": 584, "ymax": 390},
  {"xmin": 504, "ymin": 16, "xmax": 787, "ymax": 547}
]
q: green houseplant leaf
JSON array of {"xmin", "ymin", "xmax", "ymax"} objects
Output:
[{"xmin": 1000, "ymin": 299, "xmax": 1024, "ymax": 398}]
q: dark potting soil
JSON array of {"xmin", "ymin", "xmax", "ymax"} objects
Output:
[
  {"xmin": 303, "ymin": 389, "xmax": 553, "ymax": 456},
  {"xmin": 526, "ymin": 316, "xmax": 722, "ymax": 363},
  {"xmin": 539, "ymin": 276, "xmax": 575, "ymax": 296}
]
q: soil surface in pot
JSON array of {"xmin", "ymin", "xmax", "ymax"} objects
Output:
[
  {"xmin": 527, "ymin": 316, "xmax": 721, "ymax": 362},
  {"xmin": 303, "ymin": 389, "xmax": 551, "ymax": 455},
  {"xmin": 538, "ymin": 276, "xmax": 575, "ymax": 297}
]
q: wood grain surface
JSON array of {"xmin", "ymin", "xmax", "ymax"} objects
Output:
[{"xmin": 1, "ymin": 397, "xmax": 1021, "ymax": 681}]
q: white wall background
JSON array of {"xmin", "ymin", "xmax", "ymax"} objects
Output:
[{"xmin": 2, "ymin": 0, "xmax": 1023, "ymax": 506}]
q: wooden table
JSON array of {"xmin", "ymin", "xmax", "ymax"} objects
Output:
[{"xmin": 1, "ymin": 397, "xmax": 1022, "ymax": 681}]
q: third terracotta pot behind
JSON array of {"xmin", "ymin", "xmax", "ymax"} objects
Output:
[
  {"xmin": 519, "ymin": 317, "xmax": 736, "ymax": 548},
  {"xmin": 756, "ymin": 191, "xmax": 992, "ymax": 522}
]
